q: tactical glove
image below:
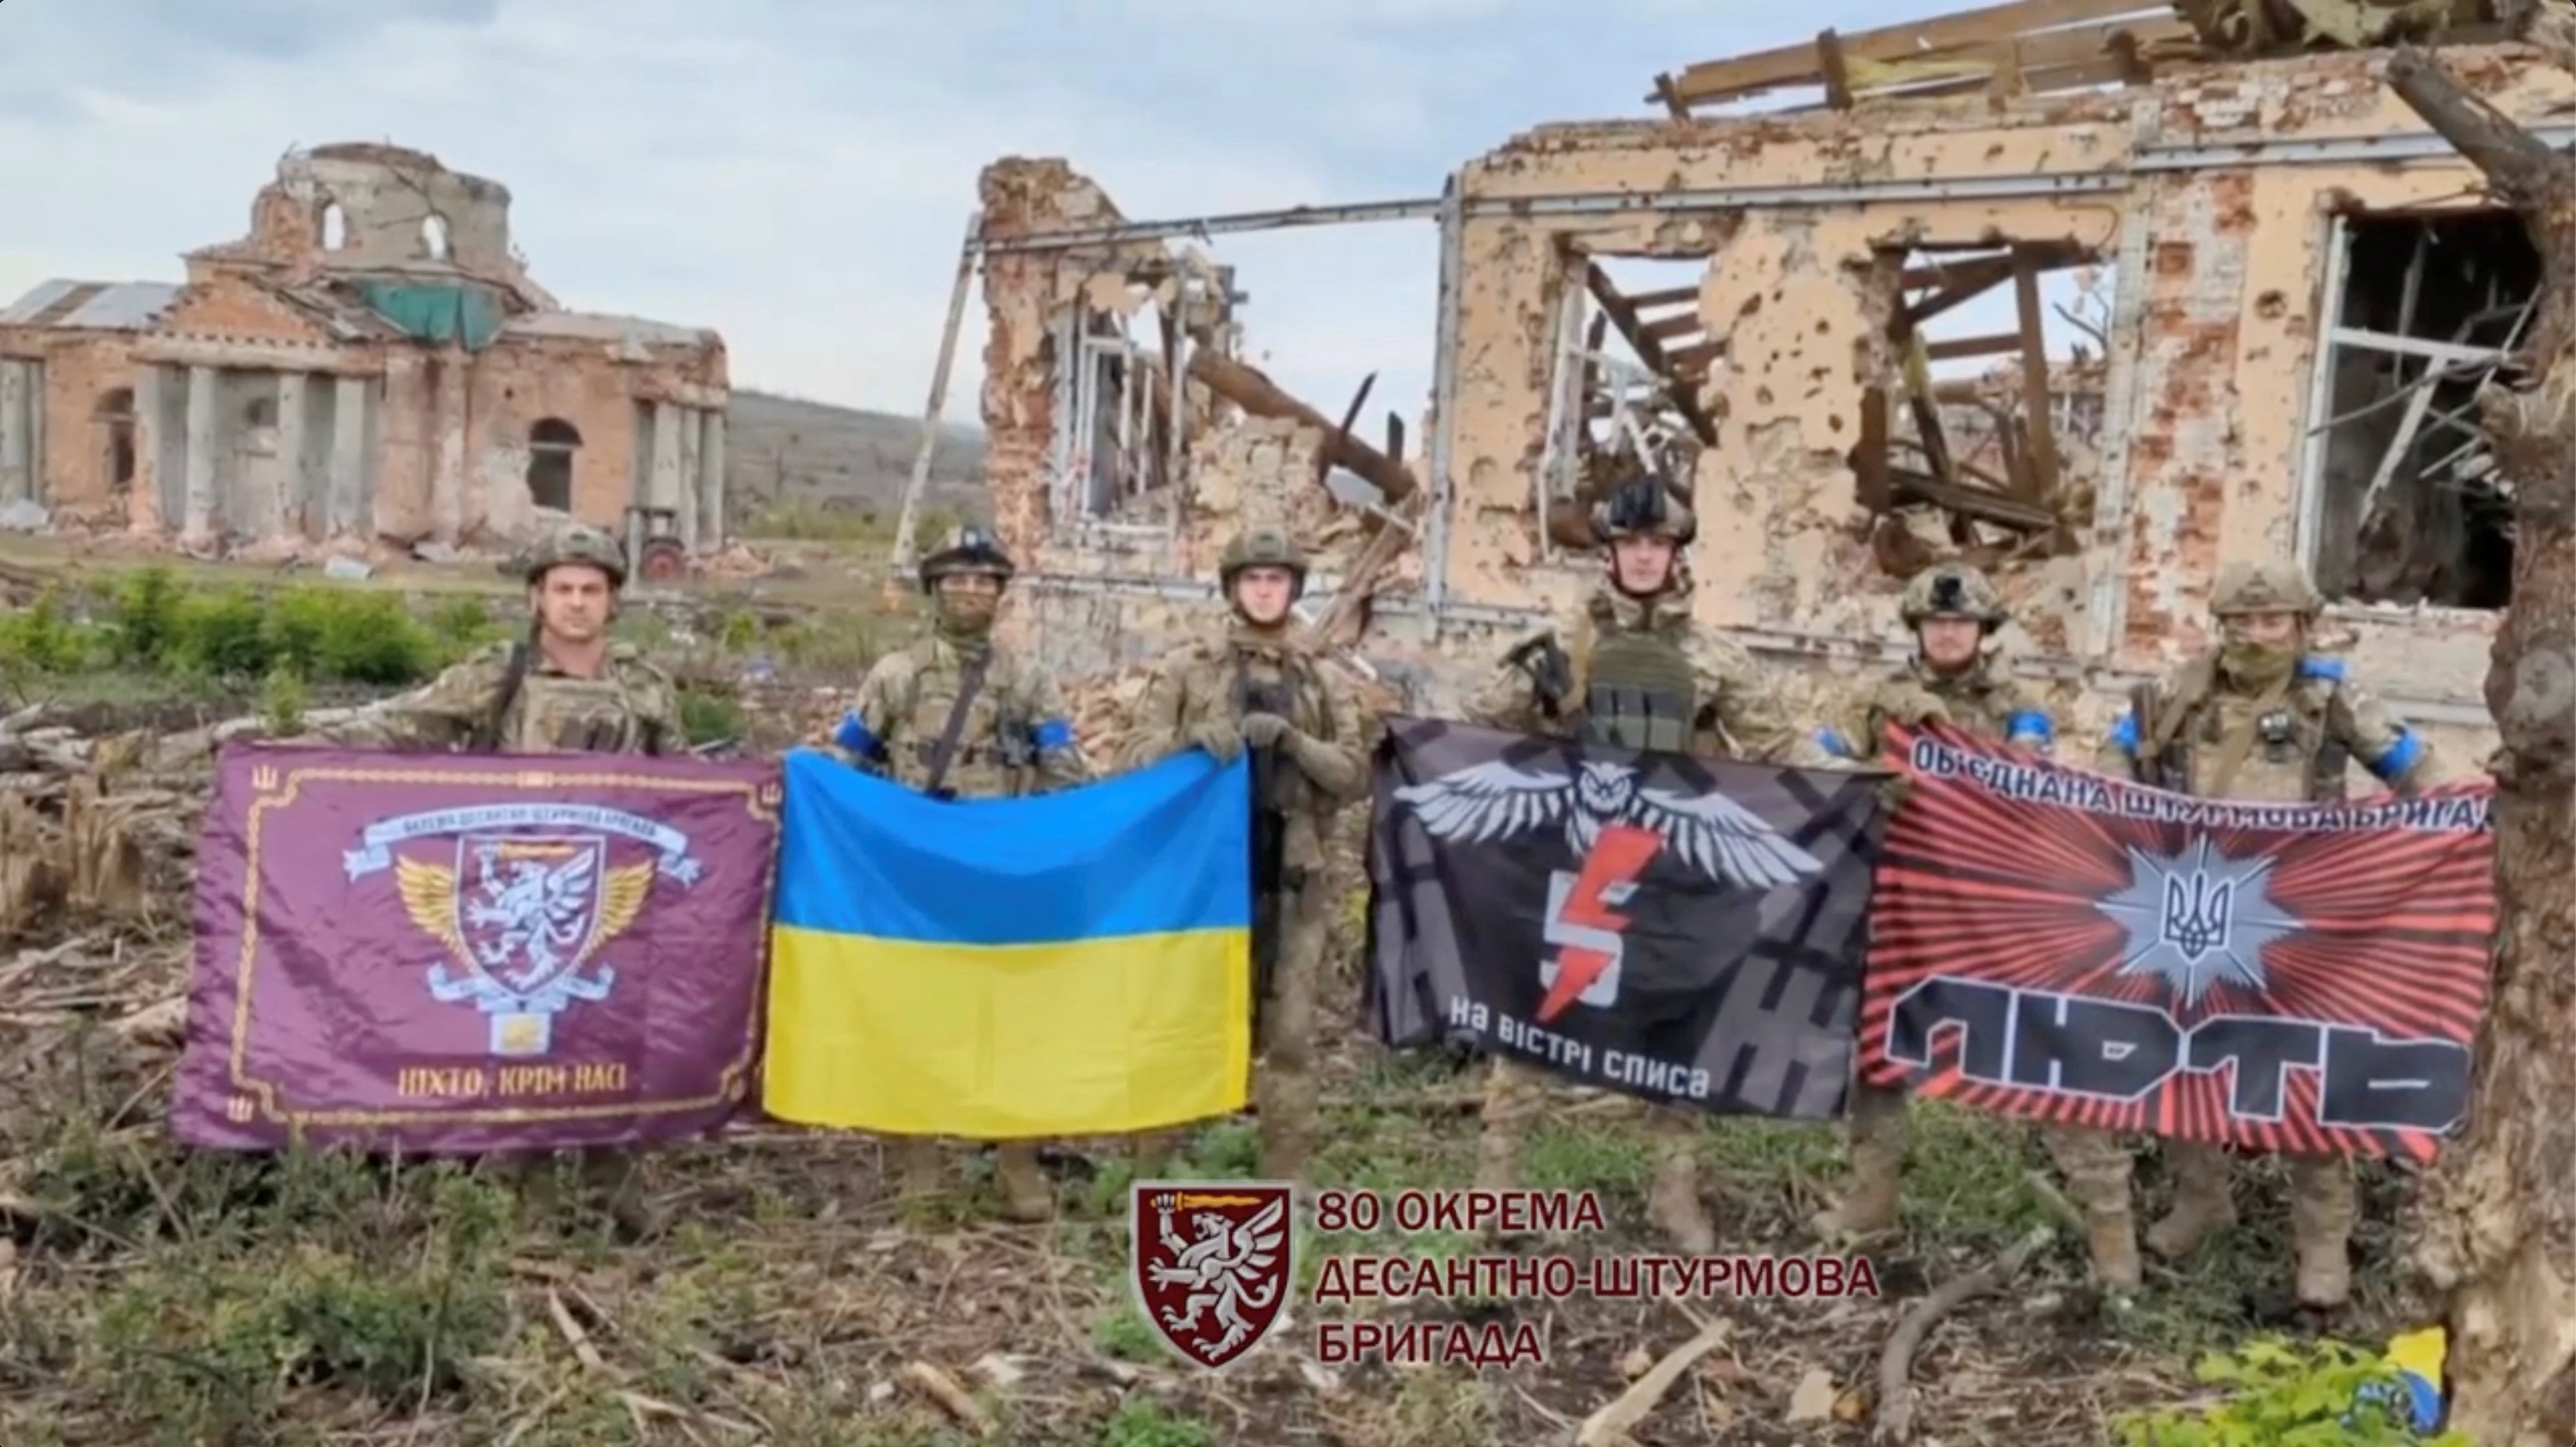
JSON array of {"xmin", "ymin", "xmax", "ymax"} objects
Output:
[
  {"xmin": 1240, "ymin": 712, "xmax": 1292, "ymax": 749},
  {"xmin": 1187, "ymin": 719, "xmax": 1243, "ymax": 764},
  {"xmin": 1876, "ymin": 773, "xmax": 1915, "ymax": 813}
]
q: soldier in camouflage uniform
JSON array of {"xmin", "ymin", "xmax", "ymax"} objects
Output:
[
  {"xmin": 287, "ymin": 523, "xmax": 682, "ymax": 1237},
  {"xmin": 1465, "ymin": 473, "xmax": 1841, "ymax": 1253},
  {"xmin": 1809, "ymin": 563, "xmax": 2085, "ymax": 1251},
  {"xmin": 1116, "ymin": 528, "xmax": 1369, "ymax": 1186},
  {"xmin": 2083, "ymin": 559, "xmax": 2437, "ymax": 1309},
  {"xmin": 825, "ymin": 524, "xmax": 1090, "ymax": 1222}
]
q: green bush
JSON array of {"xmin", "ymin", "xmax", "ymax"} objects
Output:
[
  {"xmin": 165, "ymin": 584, "xmax": 437, "ymax": 686},
  {"xmin": 168, "ymin": 588, "xmax": 272, "ymax": 678},
  {"xmin": 2113, "ymin": 1338, "xmax": 2464, "ymax": 1446},
  {"xmin": 107, "ymin": 566, "xmax": 182, "ymax": 666},
  {"xmin": 0, "ymin": 587, "xmax": 89, "ymax": 676}
]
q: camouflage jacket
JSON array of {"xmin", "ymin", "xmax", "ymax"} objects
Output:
[
  {"xmin": 1819, "ymin": 651, "xmax": 2057, "ymax": 761},
  {"xmin": 1468, "ymin": 578, "xmax": 1839, "ymax": 768},
  {"xmin": 828, "ymin": 631, "xmax": 1087, "ymax": 798},
  {"xmin": 2099, "ymin": 650, "xmax": 2434, "ymax": 802},
  {"xmin": 315, "ymin": 638, "xmax": 681, "ymax": 755},
  {"xmin": 1117, "ymin": 622, "xmax": 1369, "ymax": 873}
]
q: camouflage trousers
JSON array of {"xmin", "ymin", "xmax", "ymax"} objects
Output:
[
  {"xmin": 1477, "ymin": 1056, "xmax": 1714, "ymax": 1253},
  {"xmin": 2041, "ymin": 1127, "xmax": 2355, "ymax": 1304},
  {"xmin": 1131, "ymin": 877, "xmax": 1327, "ymax": 1186},
  {"xmin": 1813, "ymin": 1079, "xmax": 1909, "ymax": 1239}
]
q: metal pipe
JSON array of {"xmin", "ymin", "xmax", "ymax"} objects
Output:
[
  {"xmin": 2292, "ymin": 213, "xmax": 2353, "ymax": 580},
  {"xmin": 892, "ymin": 214, "xmax": 983, "ymax": 569},
  {"xmin": 1423, "ymin": 172, "xmax": 1467, "ymax": 634}
]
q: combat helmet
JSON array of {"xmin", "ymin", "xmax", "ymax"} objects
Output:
[
  {"xmin": 1590, "ymin": 471, "xmax": 1697, "ymax": 547},
  {"xmin": 2209, "ymin": 560, "xmax": 2322, "ymax": 620},
  {"xmin": 918, "ymin": 523, "xmax": 1015, "ymax": 594},
  {"xmin": 1218, "ymin": 527, "xmax": 1309, "ymax": 598},
  {"xmin": 1900, "ymin": 561, "xmax": 2007, "ymax": 630},
  {"xmin": 517, "ymin": 524, "xmax": 628, "ymax": 589}
]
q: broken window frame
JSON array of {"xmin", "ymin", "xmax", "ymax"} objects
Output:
[
  {"xmin": 1531, "ymin": 252, "xmax": 1713, "ymax": 563},
  {"xmin": 2292, "ymin": 206, "xmax": 2532, "ymax": 614},
  {"xmin": 1046, "ymin": 307, "xmax": 1176, "ymax": 540}
]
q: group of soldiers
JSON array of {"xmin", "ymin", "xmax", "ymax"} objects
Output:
[{"xmin": 292, "ymin": 463, "xmax": 2436, "ymax": 1312}]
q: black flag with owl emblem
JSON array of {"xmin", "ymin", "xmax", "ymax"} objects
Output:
[{"xmin": 1365, "ymin": 716, "xmax": 1888, "ymax": 1119}]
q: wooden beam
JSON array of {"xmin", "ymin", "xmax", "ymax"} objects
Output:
[
  {"xmin": 1656, "ymin": 0, "xmax": 2175, "ymax": 107},
  {"xmin": 1854, "ymin": 384, "xmax": 1894, "ymax": 513},
  {"xmin": 1905, "ymin": 266, "xmax": 2018, "ymax": 330},
  {"xmin": 2011, "ymin": 244, "xmax": 2061, "ymax": 504},
  {"xmin": 1925, "ymin": 331, "xmax": 2026, "ymax": 362},
  {"xmin": 1644, "ymin": 311, "xmax": 1705, "ymax": 342},
  {"xmin": 1667, "ymin": 339, "xmax": 1724, "ymax": 375},
  {"xmin": 1626, "ymin": 285, "xmax": 1702, "ymax": 310},
  {"xmin": 1186, "ymin": 349, "xmax": 1418, "ymax": 506},
  {"xmin": 1584, "ymin": 262, "xmax": 1718, "ymax": 446},
  {"xmin": 1889, "ymin": 467, "xmax": 2060, "ymax": 531},
  {"xmin": 1817, "ymin": 29, "xmax": 1855, "ymax": 109}
]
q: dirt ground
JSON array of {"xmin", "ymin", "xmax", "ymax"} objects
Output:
[{"xmin": 0, "ymin": 548, "xmax": 2436, "ymax": 1447}]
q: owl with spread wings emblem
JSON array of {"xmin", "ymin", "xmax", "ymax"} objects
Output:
[
  {"xmin": 394, "ymin": 834, "xmax": 654, "ymax": 1043},
  {"xmin": 1392, "ymin": 758, "xmax": 1822, "ymax": 890}
]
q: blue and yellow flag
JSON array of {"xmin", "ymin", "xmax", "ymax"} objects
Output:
[{"xmin": 763, "ymin": 748, "xmax": 1254, "ymax": 1138}]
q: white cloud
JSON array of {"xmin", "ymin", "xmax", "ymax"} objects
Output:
[{"xmin": 0, "ymin": 0, "xmax": 2039, "ymax": 431}]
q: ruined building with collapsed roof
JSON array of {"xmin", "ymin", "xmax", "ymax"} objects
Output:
[
  {"xmin": 919, "ymin": 0, "xmax": 2560, "ymax": 764},
  {"xmin": 0, "ymin": 143, "xmax": 729, "ymax": 557}
]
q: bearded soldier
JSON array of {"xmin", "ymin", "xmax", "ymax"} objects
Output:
[
  {"xmin": 1116, "ymin": 528, "xmax": 1367, "ymax": 1185},
  {"xmin": 1807, "ymin": 564, "xmax": 2104, "ymax": 1254},
  {"xmin": 825, "ymin": 524, "xmax": 1090, "ymax": 1222},
  {"xmin": 1465, "ymin": 473, "xmax": 1841, "ymax": 1253},
  {"xmin": 284, "ymin": 523, "xmax": 682, "ymax": 1237},
  {"xmin": 2083, "ymin": 559, "xmax": 2436, "ymax": 1309}
]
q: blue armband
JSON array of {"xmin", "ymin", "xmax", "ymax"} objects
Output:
[
  {"xmin": 2005, "ymin": 709, "xmax": 2055, "ymax": 745},
  {"xmin": 2364, "ymin": 727, "xmax": 2425, "ymax": 783},
  {"xmin": 1032, "ymin": 718, "xmax": 1074, "ymax": 752},
  {"xmin": 833, "ymin": 712, "xmax": 883, "ymax": 758},
  {"xmin": 2108, "ymin": 710, "xmax": 2139, "ymax": 757},
  {"xmin": 1815, "ymin": 726, "xmax": 1852, "ymax": 758},
  {"xmin": 2297, "ymin": 655, "xmax": 2348, "ymax": 682}
]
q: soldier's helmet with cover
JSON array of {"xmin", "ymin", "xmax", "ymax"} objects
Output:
[
  {"xmin": 517, "ymin": 524, "xmax": 628, "ymax": 589},
  {"xmin": 1900, "ymin": 560, "xmax": 2007, "ymax": 629},
  {"xmin": 2210, "ymin": 559, "xmax": 2323, "ymax": 619},
  {"xmin": 1590, "ymin": 470, "xmax": 1697, "ymax": 546},
  {"xmin": 1218, "ymin": 527, "xmax": 1309, "ymax": 598},
  {"xmin": 918, "ymin": 523, "xmax": 1015, "ymax": 593}
]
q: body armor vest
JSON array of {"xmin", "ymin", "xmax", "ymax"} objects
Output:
[
  {"xmin": 1581, "ymin": 631, "xmax": 1698, "ymax": 753},
  {"xmin": 505, "ymin": 674, "xmax": 657, "ymax": 755}
]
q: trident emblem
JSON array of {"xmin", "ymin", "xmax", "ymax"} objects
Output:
[{"xmin": 2160, "ymin": 871, "xmax": 2235, "ymax": 962}]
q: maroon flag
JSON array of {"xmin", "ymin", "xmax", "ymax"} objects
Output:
[
  {"xmin": 1859, "ymin": 723, "xmax": 2496, "ymax": 1162},
  {"xmin": 175, "ymin": 745, "xmax": 781, "ymax": 1154}
]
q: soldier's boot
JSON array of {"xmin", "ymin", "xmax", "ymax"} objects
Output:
[
  {"xmin": 2039, "ymin": 1125, "xmax": 2140, "ymax": 1289},
  {"xmin": 2145, "ymin": 1141, "xmax": 2237, "ymax": 1260},
  {"xmin": 1645, "ymin": 1108, "xmax": 1716, "ymax": 1256},
  {"xmin": 1255, "ymin": 903, "xmax": 1322, "ymax": 1188},
  {"xmin": 894, "ymin": 1137, "xmax": 948, "ymax": 1214},
  {"xmin": 577, "ymin": 1146, "xmax": 655, "ymax": 1240},
  {"xmin": 995, "ymin": 1141, "xmax": 1054, "ymax": 1223},
  {"xmin": 1474, "ymin": 1057, "xmax": 1546, "ymax": 1194},
  {"xmin": 2286, "ymin": 1154, "xmax": 2356, "ymax": 1310},
  {"xmin": 1810, "ymin": 1082, "xmax": 1906, "ymax": 1241}
]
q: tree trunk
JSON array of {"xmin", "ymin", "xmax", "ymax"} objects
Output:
[{"xmin": 2384, "ymin": 44, "xmax": 2576, "ymax": 1447}]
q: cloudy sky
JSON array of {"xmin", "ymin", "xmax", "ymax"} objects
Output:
[{"xmin": 0, "ymin": 0, "xmax": 2038, "ymax": 431}]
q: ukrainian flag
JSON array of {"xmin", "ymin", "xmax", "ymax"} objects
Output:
[{"xmin": 762, "ymin": 747, "xmax": 1255, "ymax": 1138}]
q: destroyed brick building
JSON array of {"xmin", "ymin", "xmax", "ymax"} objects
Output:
[
  {"xmin": 0, "ymin": 143, "xmax": 729, "ymax": 559},
  {"xmin": 920, "ymin": 0, "xmax": 2563, "ymax": 761}
]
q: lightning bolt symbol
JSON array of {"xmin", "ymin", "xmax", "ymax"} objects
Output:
[{"xmin": 1537, "ymin": 823, "xmax": 1664, "ymax": 1023}]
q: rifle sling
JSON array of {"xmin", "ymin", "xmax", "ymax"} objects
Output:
[
  {"xmin": 921, "ymin": 653, "xmax": 993, "ymax": 796},
  {"xmin": 474, "ymin": 641, "xmax": 533, "ymax": 753}
]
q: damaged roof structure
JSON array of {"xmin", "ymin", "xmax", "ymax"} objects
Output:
[
  {"xmin": 896, "ymin": 0, "xmax": 2569, "ymax": 755},
  {"xmin": 0, "ymin": 143, "xmax": 729, "ymax": 560}
]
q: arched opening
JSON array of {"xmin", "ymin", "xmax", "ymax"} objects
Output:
[
  {"xmin": 240, "ymin": 393, "xmax": 279, "ymax": 457},
  {"xmin": 319, "ymin": 201, "xmax": 347, "ymax": 250},
  {"xmin": 526, "ymin": 417, "xmax": 580, "ymax": 511},
  {"xmin": 420, "ymin": 213, "xmax": 451, "ymax": 261},
  {"xmin": 94, "ymin": 388, "xmax": 136, "ymax": 494}
]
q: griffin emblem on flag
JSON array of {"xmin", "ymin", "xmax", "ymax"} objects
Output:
[{"xmin": 396, "ymin": 834, "xmax": 654, "ymax": 1057}]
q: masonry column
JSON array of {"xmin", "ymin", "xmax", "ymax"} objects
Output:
[
  {"xmin": 430, "ymin": 354, "xmax": 467, "ymax": 545},
  {"xmin": 183, "ymin": 364, "xmax": 218, "ymax": 539},
  {"xmin": 649, "ymin": 400, "xmax": 681, "ymax": 523},
  {"xmin": 698, "ymin": 408, "xmax": 727, "ymax": 549},
  {"xmin": 0, "ymin": 359, "xmax": 31, "ymax": 504},
  {"xmin": 330, "ymin": 375, "xmax": 370, "ymax": 537},
  {"xmin": 273, "ymin": 371, "xmax": 308, "ymax": 539}
]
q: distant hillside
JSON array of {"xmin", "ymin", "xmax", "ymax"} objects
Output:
[{"xmin": 725, "ymin": 389, "xmax": 989, "ymax": 531}]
